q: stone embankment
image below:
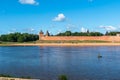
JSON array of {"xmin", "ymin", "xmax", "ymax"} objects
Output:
[{"xmin": 0, "ymin": 77, "xmax": 39, "ymax": 80}]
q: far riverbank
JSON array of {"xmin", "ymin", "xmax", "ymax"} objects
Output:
[
  {"xmin": 1, "ymin": 43, "xmax": 120, "ymax": 46},
  {"xmin": 0, "ymin": 77, "xmax": 39, "ymax": 80}
]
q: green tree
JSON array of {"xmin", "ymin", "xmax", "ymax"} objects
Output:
[
  {"xmin": 56, "ymin": 31, "xmax": 103, "ymax": 36},
  {"xmin": 0, "ymin": 32, "xmax": 39, "ymax": 42},
  {"xmin": 107, "ymin": 32, "xmax": 119, "ymax": 36},
  {"xmin": 58, "ymin": 75, "xmax": 68, "ymax": 80},
  {"xmin": 65, "ymin": 31, "xmax": 72, "ymax": 36},
  {"xmin": 17, "ymin": 36, "xmax": 25, "ymax": 42},
  {"xmin": 0, "ymin": 35, "xmax": 8, "ymax": 41}
]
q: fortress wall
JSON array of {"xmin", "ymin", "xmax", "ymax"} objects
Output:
[
  {"xmin": 109, "ymin": 36, "xmax": 120, "ymax": 42},
  {"xmin": 39, "ymin": 36, "xmax": 120, "ymax": 41}
]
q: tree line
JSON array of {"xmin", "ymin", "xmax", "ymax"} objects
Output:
[
  {"xmin": 56, "ymin": 31, "xmax": 120, "ymax": 36},
  {"xmin": 105, "ymin": 31, "xmax": 120, "ymax": 36},
  {"xmin": 0, "ymin": 33, "xmax": 39, "ymax": 42}
]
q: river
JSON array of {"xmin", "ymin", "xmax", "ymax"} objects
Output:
[{"xmin": 0, "ymin": 46, "xmax": 120, "ymax": 80}]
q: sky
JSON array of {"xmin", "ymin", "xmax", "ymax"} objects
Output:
[{"xmin": 0, "ymin": 0, "xmax": 120, "ymax": 35}]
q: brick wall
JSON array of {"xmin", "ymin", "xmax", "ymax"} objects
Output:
[{"xmin": 39, "ymin": 36, "xmax": 120, "ymax": 42}]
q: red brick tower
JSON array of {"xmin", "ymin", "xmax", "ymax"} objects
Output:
[{"xmin": 39, "ymin": 30, "xmax": 44, "ymax": 40}]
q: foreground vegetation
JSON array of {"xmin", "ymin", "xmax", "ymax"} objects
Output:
[
  {"xmin": 0, "ymin": 74, "xmax": 12, "ymax": 77},
  {"xmin": 59, "ymin": 75, "xmax": 68, "ymax": 80},
  {"xmin": 0, "ymin": 74, "xmax": 31, "ymax": 79},
  {"xmin": 0, "ymin": 74, "xmax": 67, "ymax": 80}
]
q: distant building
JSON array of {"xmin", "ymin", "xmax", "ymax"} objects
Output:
[
  {"xmin": 46, "ymin": 30, "xmax": 50, "ymax": 36},
  {"xmin": 116, "ymin": 33, "xmax": 120, "ymax": 37},
  {"xmin": 39, "ymin": 30, "xmax": 44, "ymax": 40}
]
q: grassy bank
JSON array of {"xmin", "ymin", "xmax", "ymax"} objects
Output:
[
  {"xmin": 0, "ymin": 74, "xmax": 32, "ymax": 79},
  {"xmin": 1, "ymin": 40, "xmax": 120, "ymax": 47},
  {"xmin": 36, "ymin": 40, "xmax": 110, "ymax": 43},
  {"xmin": 0, "ymin": 41, "xmax": 36, "ymax": 46}
]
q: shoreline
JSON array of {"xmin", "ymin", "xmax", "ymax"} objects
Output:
[
  {"xmin": 0, "ymin": 77, "xmax": 39, "ymax": 80},
  {"xmin": 1, "ymin": 43, "xmax": 120, "ymax": 47}
]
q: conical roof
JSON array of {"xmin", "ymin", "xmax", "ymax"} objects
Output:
[{"xmin": 40, "ymin": 30, "xmax": 43, "ymax": 34}]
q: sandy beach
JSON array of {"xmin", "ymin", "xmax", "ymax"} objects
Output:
[{"xmin": 1, "ymin": 43, "xmax": 120, "ymax": 46}]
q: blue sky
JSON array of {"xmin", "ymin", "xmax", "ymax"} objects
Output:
[{"xmin": 0, "ymin": 0, "xmax": 120, "ymax": 35}]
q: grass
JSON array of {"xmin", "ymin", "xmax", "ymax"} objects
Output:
[
  {"xmin": 36, "ymin": 40, "xmax": 110, "ymax": 43},
  {"xmin": 0, "ymin": 41, "xmax": 36, "ymax": 46},
  {"xmin": 0, "ymin": 40, "xmax": 119, "ymax": 46},
  {"xmin": 0, "ymin": 74, "xmax": 32, "ymax": 79},
  {"xmin": 0, "ymin": 74, "xmax": 12, "ymax": 77}
]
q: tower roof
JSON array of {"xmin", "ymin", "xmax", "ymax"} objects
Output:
[
  {"xmin": 40, "ymin": 30, "xmax": 43, "ymax": 34},
  {"xmin": 46, "ymin": 30, "xmax": 50, "ymax": 36}
]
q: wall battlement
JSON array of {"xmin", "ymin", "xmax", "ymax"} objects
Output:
[
  {"xmin": 39, "ymin": 31, "xmax": 120, "ymax": 42},
  {"xmin": 39, "ymin": 36, "xmax": 120, "ymax": 42}
]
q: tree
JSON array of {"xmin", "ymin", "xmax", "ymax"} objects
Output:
[
  {"xmin": 56, "ymin": 31, "xmax": 103, "ymax": 36},
  {"xmin": 72, "ymin": 32, "xmax": 79, "ymax": 36},
  {"xmin": 106, "ymin": 32, "xmax": 119, "ymax": 36},
  {"xmin": 17, "ymin": 36, "xmax": 25, "ymax": 42},
  {"xmin": 0, "ymin": 33, "xmax": 39, "ymax": 42},
  {"xmin": 65, "ymin": 31, "xmax": 71, "ymax": 36},
  {"xmin": 0, "ymin": 35, "xmax": 8, "ymax": 41}
]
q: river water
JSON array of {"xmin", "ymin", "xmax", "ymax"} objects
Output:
[{"xmin": 0, "ymin": 46, "xmax": 120, "ymax": 80}]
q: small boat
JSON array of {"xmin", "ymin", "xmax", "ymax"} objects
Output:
[{"xmin": 98, "ymin": 53, "xmax": 102, "ymax": 58}]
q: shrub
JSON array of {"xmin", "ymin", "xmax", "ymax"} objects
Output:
[{"xmin": 58, "ymin": 75, "xmax": 68, "ymax": 80}]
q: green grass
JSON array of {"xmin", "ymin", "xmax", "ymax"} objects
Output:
[
  {"xmin": 36, "ymin": 40, "xmax": 110, "ymax": 43},
  {"xmin": 0, "ymin": 74, "xmax": 32, "ymax": 79},
  {"xmin": 0, "ymin": 40, "xmax": 117, "ymax": 46},
  {"xmin": 0, "ymin": 74, "xmax": 12, "ymax": 77},
  {"xmin": 0, "ymin": 41, "xmax": 36, "ymax": 46}
]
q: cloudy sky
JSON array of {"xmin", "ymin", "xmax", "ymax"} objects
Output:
[{"xmin": 0, "ymin": 0, "xmax": 120, "ymax": 34}]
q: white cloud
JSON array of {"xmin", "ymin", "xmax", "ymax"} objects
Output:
[
  {"xmin": 100, "ymin": 25, "xmax": 117, "ymax": 31},
  {"xmin": 53, "ymin": 13, "xmax": 66, "ymax": 22},
  {"xmin": 19, "ymin": 0, "xmax": 39, "ymax": 5},
  {"xmin": 81, "ymin": 27, "xmax": 87, "ymax": 32},
  {"xmin": 27, "ymin": 28, "xmax": 35, "ymax": 32},
  {"xmin": 30, "ymin": 28, "xmax": 35, "ymax": 32}
]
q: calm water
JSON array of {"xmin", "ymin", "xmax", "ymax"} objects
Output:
[{"xmin": 0, "ymin": 46, "xmax": 120, "ymax": 80}]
